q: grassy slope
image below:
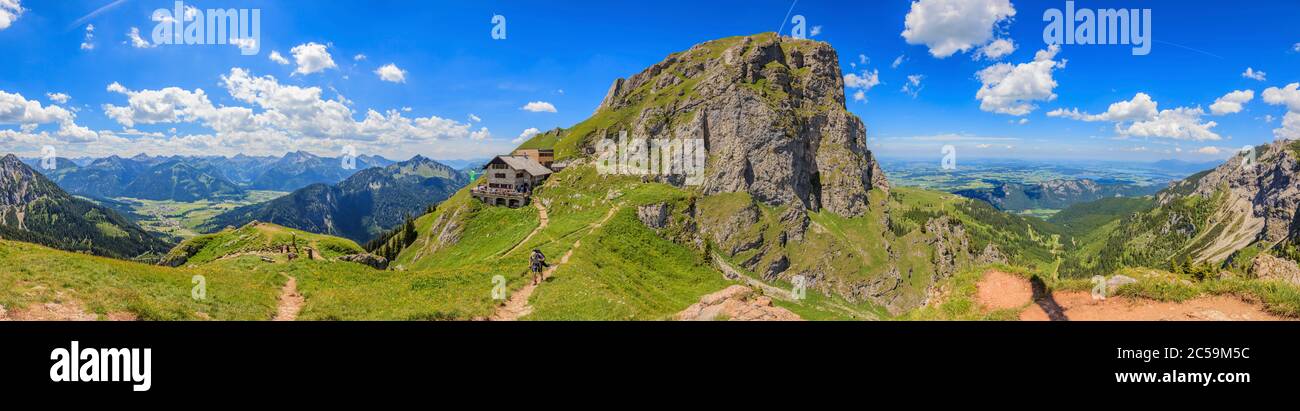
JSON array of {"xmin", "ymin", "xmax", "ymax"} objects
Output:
[
  {"xmin": 0, "ymin": 240, "xmax": 282, "ymax": 320},
  {"xmin": 162, "ymin": 223, "xmax": 364, "ymax": 266}
]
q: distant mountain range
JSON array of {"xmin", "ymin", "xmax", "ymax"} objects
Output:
[
  {"xmin": 24, "ymin": 151, "xmax": 395, "ymax": 201},
  {"xmin": 954, "ymin": 179, "xmax": 1161, "ymax": 214},
  {"xmin": 200, "ymin": 155, "xmax": 469, "ymax": 243},
  {"xmin": 0, "ymin": 154, "xmax": 169, "ymax": 259}
]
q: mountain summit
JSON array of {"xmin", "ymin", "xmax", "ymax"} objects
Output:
[
  {"xmin": 0, "ymin": 154, "xmax": 169, "ymax": 259},
  {"xmin": 574, "ymin": 32, "xmax": 887, "ymax": 216}
]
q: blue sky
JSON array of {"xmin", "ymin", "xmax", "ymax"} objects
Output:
[{"xmin": 0, "ymin": 0, "xmax": 1298, "ymax": 162}]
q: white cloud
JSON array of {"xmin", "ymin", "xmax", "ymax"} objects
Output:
[
  {"xmin": 374, "ymin": 63, "xmax": 407, "ymax": 83},
  {"xmin": 1017, "ymin": 118, "xmax": 1029, "ymax": 125},
  {"xmin": 1048, "ymin": 93, "xmax": 1158, "ymax": 122},
  {"xmin": 0, "ymin": 0, "xmax": 23, "ymax": 31},
  {"xmin": 844, "ymin": 69, "xmax": 880, "ymax": 102},
  {"xmin": 1263, "ymin": 83, "xmax": 1300, "ymax": 112},
  {"xmin": 290, "ymin": 42, "xmax": 337, "ymax": 75},
  {"xmin": 1242, "ymin": 67, "xmax": 1267, "ymax": 81},
  {"xmin": 1121, "ymin": 107, "xmax": 1220, "ymax": 141},
  {"xmin": 514, "ymin": 127, "xmax": 541, "ymax": 143},
  {"xmin": 468, "ymin": 113, "xmax": 481, "ymax": 122},
  {"xmin": 811, "ymin": 26, "xmax": 822, "ymax": 37},
  {"xmin": 975, "ymin": 38, "xmax": 1016, "ymax": 60},
  {"xmin": 127, "ymin": 27, "xmax": 154, "ymax": 48},
  {"xmin": 1294, "ymin": 43, "xmax": 1300, "ymax": 53},
  {"xmin": 901, "ymin": 74, "xmax": 924, "ymax": 98},
  {"xmin": 975, "ymin": 45, "xmax": 1066, "ymax": 116},
  {"xmin": 891, "ymin": 55, "xmax": 906, "ymax": 68},
  {"xmin": 269, "ymin": 51, "xmax": 290, "ymax": 65},
  {"xmin": 84, "ymin": 68, "xmax": 502, "ymax": 158},
  {"xmin": 1197, "ymin": 146, "xmax": 1221, "ymax": 155},
  {"xmin": 521, "ymin": 101, "xmax": 557, "ymax": 113},
  {"xmin": 80, "ymin": 24, "xmax": 95, "ymax": 51},
  {"xmin": 354, "ymin": 54, "xmax": 367, "ymax": 61},
  {"xmin": 1049, "ymin": 93, "xmax": 1220, "ymax": 141},
  {"xmin": 902, "ymin": 0, "xmax": 1015, "ymax": 58},
  {"xmin": 0, "ymin": 90, "xmax": 107, "ymax": 143},
  {"xmin": 1276, "ymin": 112, "xmax": 1300, "ymax": 140},
  {"xmin": 45, "ymin": 92, "xmax": 70, "ymax": 104},
  {"xmin": 844, "ymin": 70, "xmax": 880, "ymax": 90},
  {"xmin": 1263, "ymin": 83, "xmax": 1300, "ymax": 140},
  {"xmin": 858, "ymin": 54, "xmax": 868, "ymax": 65},
  {"xmin": 1209, "ymin": 89, "xmax": 1254, "ymax": 115}
]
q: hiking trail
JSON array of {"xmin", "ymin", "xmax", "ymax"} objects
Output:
[
  {"xmin": 273, "ymin": 274, "xmax": 304, "ymax": 321},
  {"xmin": 490, "ymin": 205, "xmax": 619, "ymax": 321}
]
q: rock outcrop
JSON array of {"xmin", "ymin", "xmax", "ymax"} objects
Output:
[
  {"xmin": 592, "ymin": 33, "xmax": 886, "ymax": 218},
  {"xmin": 676, "ymin": 285, "xmax": 802, "ymax": 321},
  {"xmin": 339, "ymin": 253, "xmax": 389, "ymax": 270},
  {"xmin": 1251, "ymin": 253, "xmax": 1300, "ymax": 285}
]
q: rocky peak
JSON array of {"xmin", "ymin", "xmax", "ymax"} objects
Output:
[
  {"xmin": 0, "ymin": 153, "xmax": 66, "ymax": 207},
  {"xmin": 587, "ymin": 32, "xmax": 887, "ymax": 217}
]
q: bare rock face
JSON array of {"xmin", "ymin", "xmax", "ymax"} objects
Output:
[
  {"xmin": 593, "ymin": 33, "xmax": 886, "ymax": 218},
  {"xmin": 1251, "ymin": 253, "xmax": 1300, "ymax": 285},
  {"xmin": 676, "ymin": 285, "xmax": 802, "ymax": 321},
  {"xmin": 1154, "ymin": 141, "xmax": 1300, "ymax": 261},
  {"xmin": 636, "ymin": 203, "xmax": 670, "ymax": 229},
  {"xmin": 339, "ymin": 253, "xmax": 389, "ymax": 270}
]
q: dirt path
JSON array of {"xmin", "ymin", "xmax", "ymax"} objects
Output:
[
  {"xmin": 501, "ymin": 201, "xmax": 549, "ymax": 258},
  {"xmin": 273, "ymin": 275, "xmax": 304, "ymax": 321},
  {"xmin": 490, "ymin": 205, "xmax": 618, "ymax": 321},
  {"xmin": 973, "ymin": 270, "xmax": 1285, "ymax": 321},
  {"xmin": 976, "ymin": 270, "xmax": 1034, "ymax": 310}
]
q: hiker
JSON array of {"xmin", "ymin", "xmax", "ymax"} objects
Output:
[{"xmin": 529, "ymin": 249, "xmax": 548, "ymax": 285}]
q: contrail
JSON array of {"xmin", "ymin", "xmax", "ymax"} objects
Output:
[
  {"xmin": 1153, "ymin": 40, "xmax": 1224, "ymax": 60},
  {"xmin": 67, "ymin": 0, "xmax": 129, "ymax": 31},
  {"xmin": 776, "ymin": 0, "xmax": 799, "ymax": 36}
]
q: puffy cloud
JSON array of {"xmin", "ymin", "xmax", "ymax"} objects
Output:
[
  {"xmin": 290, "ymin": 42, "xmax": 337, "ymax": 75},
  {"xmin": 521, "ymin": 101, "xmax": 557, "ymax": 113},
  {"xmin": 975, "ymin": 46, "xmax": 1066, "ymax": 116},
  {"xmin": 1209, "ymin": 90, "xmax": 1254, "ymax": 115},
  {"xmin": 127, "ymin": 27, "xmax": 153, "ymax": 48},
  {"xmin": 1047, "ymin": 93, "xmax": 1158, "ymax": 122},
  {"xmin": 1121, "ymin": 107, "xmax": 1220, "ymax": 141},
  {"xmin": 843, "ymin": 70, "xmax": 880, "ymax": 90},
  {"xmin": 844, "ymin": 69, "xmax": 880, "ymax": 102},
  {"xmin": 91, "ymin": 68, "xmax": 497, "ymax": 158},
  {"xmin": 0, "ymin": 90, "xmax": 76, "ymax": 125},
  {"xmin": 80, "ymin": 24, "xmax": 95, "ymax": 51},
  {"xmin": 1197, "ymin": 146, "xmax": 1221, "ymax": 155},
  {"xmin": 468, "ymin": 113, "xmax": 481, "ymax": 122},
  {"xmin": 374, "ymin": 63, "xmax": 407, "ymax": 83},
  {"xmin": 1049, "ymin": 93, "xmax": 1221, "ymax": 141},
  {"xmin": 901, "ymin": 74, "xmax": 924, "ymax": 98},
  {"xmin": 0, "ymin": 90, "xmax": 108, "ymax": 144},
  {"xmin": 354, "ymin": 54, "xmax": 367, "ymax": 61},
  {"xmin": 1263, "ymin": 83, "xmax": 1300, "ymax": 112},
  {"xmin": 1242, "ymin": 67, "xmax": 1267, "ymax": 81},
  {"xmin": 513, "ymin": 127, "xmax": 541, "ymax": 143},
  {"xmin": 269, "ymin": 51, "xmax": 290, "ymax": 65},
  {"xmin": 1263, "ymin": 83, "xmax": 1300, "ymax": 140},
  {"xmin": 0, "ymin": 0, "xmax": 23, "ymax": 30},
  {"xmin": 810, "ymin": 25, "xmax": 822, "ymax": 37},
  {"xmin": 46, "ymin": 92, "xmax": 70, "ymax": 104},
  {"xmin": 1276, "ymin": 112, "xmax": 1300, "ymax": 140},
  {"xmin": 891, "ymin": 55, "xmax": 906, "ymax": 68},
  {"xmin": 902, "ymin": 0, "xmax": 1015, "ymax": 58},
  {"xmin": 976, "ymin": 38, "xmax": 1016, "ymax": 60}
]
